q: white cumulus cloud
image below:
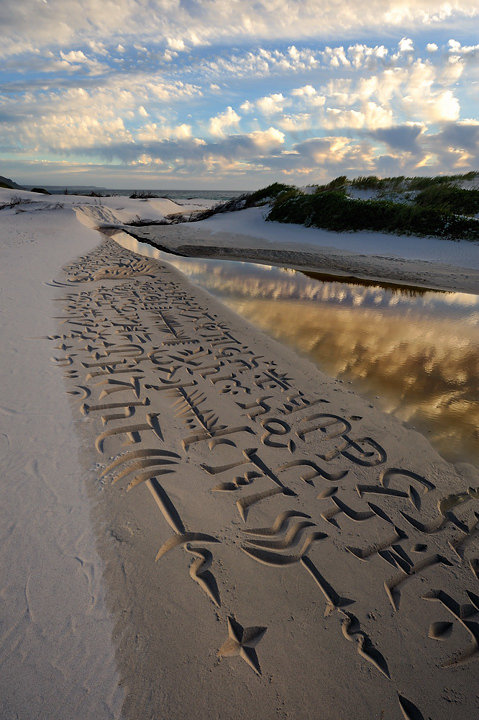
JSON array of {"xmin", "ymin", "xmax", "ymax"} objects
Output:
[{"xmin": 208, "ymin": 106, "xmax": 241, "ymax": 137}]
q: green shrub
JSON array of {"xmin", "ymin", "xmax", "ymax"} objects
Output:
[
  {"xmin": 350, "ymin": 175, "xmax": 382, "ymax": 189},
  {"xmin": 245, "ymin": 183, "xmax": 293, "ymax": 207},
  {"xmin": 267, "ymin": 189, "xmax": 479, "ymax": 240},
  {"xmin": 130, "ymin": 191, "xmax": 161, "ymax": 199},
  {"xmin": 348, "ymin": 172, "xmax": 479, "ymax": 194},
  {"xmin": 414, "ymin": 184, "xmax": 479, "ymax": 215},
  {"xmin": 407, "ymin": 172, "xmax": 479, "ymax": 190},
  {"xmin": 322, "ymin": 175, "xmax": 348, "ymax": 191}
]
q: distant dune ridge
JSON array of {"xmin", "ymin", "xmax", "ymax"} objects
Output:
[{"xmin": 0, "ymin": 174, "xmax": 23, "ymax": 189}]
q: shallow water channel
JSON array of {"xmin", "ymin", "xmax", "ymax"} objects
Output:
[{"xmin": 115, "ymin": 233, "xmax": 479, "ymax": 467}]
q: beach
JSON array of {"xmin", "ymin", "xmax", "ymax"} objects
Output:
[{"xmin": 1, "ymin": 189, "xmax": 479, "ymax": 719}]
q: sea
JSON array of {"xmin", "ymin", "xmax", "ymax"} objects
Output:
[{"xmin": 28, "ymin": 186, "xmax": 242, "ymax": 203}]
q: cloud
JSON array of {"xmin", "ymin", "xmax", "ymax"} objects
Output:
[
  {"xmin": 440, "ymin": 55, "xmax": 464, "ymax": 84},
  {"xmin": 436, "ymin": 120, "xmax": 479, "ymax": 151},
  {"xmin": 411, "ymin": 121, "xmax": 479, "ymax": 170},
  {"xmin": 348, "ymin": 44, "xmax": 389, "ymax": 68},
  {"xmin": 247, "ymin": 127, "xmax": 285, "ymax": 149},
  {"xmin": 323, "ymin": 109, "xmax": 364, "ymax": 130},
  {"xmin": 402, "ymin": 86, "xmax": 460, "ymax": 123},
  {"xmin": 448, "ymin": 38, "xmax": 479, "ymax": 56},
  {"xmin": 256, "ymin": 93, "xmax": 287, "ymax": 115},
  {"xmin": 323, "ymin": 46, "xmax": 350, "ymax": 67},
  {"xmin": 136, "ymin": 123, "xmax": 192, "ymax": 142},
  {"xmin": 208, "ymin": 106, "xmax": 241, "ymax": 137},
  {"xmin": 368, "ymin": 123, "xmax": 425, "ymax": 151},
  {"xmin": 1, "ymin": 0, "xmax": 479, "ymax": 59},
  {"xmin": 291, "ymin": 85, "xmax": 326, "ymax": 107},
  {"xmin": 167, "ymin": 37, "xmax": 187, "ymax": 52},
  {"xmin": 195, "ymin": 46, "xmax": 322, "ymax": 82},
  {"xmin": 2, "ymin": 3, "xmax": 479, "ymax": 186},
  {"xmin": 241, "ymin": 93, "xmax": 289, "ymax": 116},
  {"xmin": 323, "ymin": 102, "xmax": 393, "ymax": 130},
  {"xmin": 66, "ymin": 126, "xmax": 284, "ymax": 169},
  {"xmin": 23, "ymin": 114, "xmax": 133, "ymax": 151},
  {"xmin": 398, "ymin": 37, "xmax": 414, "ymax": 53},
  {"xmin": 60, "ymin": 49, "xmax": 89, "ymax": 63},
  {"xmin": 1, "ymin": 37, "xmax": 471, "ymax": 180},
  {"xmin": 58, "ymin": 48, "xmax": 107, "ymax": 74},
  {"xmin": 5, "ymin": 118, "xmax": 479, "ymax": 185},
  {"xmin": 252, "ymin": 135, "xmax": 377, "ymax": 176},
  {"xmin": 0, "ymin": 75, "xmax": 202, "ymax": 155},
  {"xmin": 276, "ymin": 113, "xmax": 312, "ymax": 132}
]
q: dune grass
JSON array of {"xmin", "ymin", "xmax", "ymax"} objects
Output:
[{"xmin": 263, "ymin": 173, "xmax": 479, "ymax": 241}]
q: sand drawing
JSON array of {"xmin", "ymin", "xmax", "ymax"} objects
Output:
[
  {"xmin": 397, "ymin": 693, "xmax": 425, "ymax": 720},
  {"xmin": 167, "ymin": 384, "xmax": 255, "ymax": 450},
  {"xmin": 423, "ymin": 588, "xmax": 479, "ymax": 667},
  {"xmin": 384, "ymin": 553, "xmax": 453, "ymax": 611},
  {"xmin": 340, "ymin": 610, "xmax": 390, "ymax": 678},
  {"xmin": 94, "ymin": 412, "xmax": 164, "ymax": 453},
  {"xmin": 46, "ymin": 237, "xmax": 479, "ymax": 718},
  {"xmin": 185, "ymin": 544, "xmax": 221, "ymax": 607},
  {"xmin": 346, "ymin": 526, "xmax": 408, "ymax": 561},
  {"xmin": 217, "ymin": 616, "xmax": 267, "ymax": 675}
]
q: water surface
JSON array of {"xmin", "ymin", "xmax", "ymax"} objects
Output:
[{"xmin": 116, "ymin": 233, "xmax": 479, "ymax": 467}]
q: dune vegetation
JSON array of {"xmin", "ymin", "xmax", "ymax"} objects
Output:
[
  {"xmin": 265, "ymin": 173, "xmax": 479, "ymax": 240},
  {"xmin": 200, "ymin": 173, "xmax": 479, "ymax": 241}
]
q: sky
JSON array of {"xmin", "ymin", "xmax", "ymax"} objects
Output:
[{"xmin": 1, "ymin": 0, "xmax": 479, "ymax": 189}]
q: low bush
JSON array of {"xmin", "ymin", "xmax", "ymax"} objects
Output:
[
  {"xmin": 267, "ymin": 189, "xmax": 479, "ymax": 240},
  {"xmin": 407, "ymin": 172, "xmax": 478, "ymax": 190},
  {"xmin": 129, "ymin": 191, "xmax": 162, "ymax": 199},
  {"xmin": 349, "ymin": 172, "xmax": 479, "ymax": 194},
  {"xmin": 245, "ymin": 182, "xmax": 293, "ymax": 207},
  {"xmin": 414, "ymin": 184, "xmax": 479, "ymax": 215}
]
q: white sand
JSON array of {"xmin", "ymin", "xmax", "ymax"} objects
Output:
[
  {"xmin": 201, "ymin": 206, "xmax": 479, "ymax": 268},
  {"xmin": 1, "ymin": 187, "xmax": 209, "ymax": 226},
  {"xmin": 0, "ymin": 201, "xmax": 122, "ymax": 719},
  {"xmin": 1, "ymin": 189, "xmax": 478, "ymax": 720}
]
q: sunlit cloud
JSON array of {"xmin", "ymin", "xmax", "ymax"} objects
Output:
[
  {"xmin": 1, "ymin": 0, "xmax": 479, "ymax": 186},
  {"xmin": 208, "ymin": 107, "xmax": 241, "ymax": 137},
  {"xmin": 2, "ymin": 1, "xmax": 478, "ymax": 58}
]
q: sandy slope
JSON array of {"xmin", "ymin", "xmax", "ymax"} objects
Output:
[
  {"xmin": 0, "ymin": 187, "xmax": 210, "ymax": 226},
  {"xmin": 1, "ymin": 190, "xmax": 479, "ymax": 720},
  {"xmin": 0, "ymin": 204, "xmax": 122, "ymax": 719}
]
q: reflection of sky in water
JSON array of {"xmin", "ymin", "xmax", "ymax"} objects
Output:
[{"xmin": 115, "ymin": 233, "xmax": 479, "ymax": 466}]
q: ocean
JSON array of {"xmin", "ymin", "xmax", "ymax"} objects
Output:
[{"xmin": 28, "ymin": 186, "xmax": 242, "ymax": 203}]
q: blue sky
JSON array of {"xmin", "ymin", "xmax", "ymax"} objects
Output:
[{"xmin": 1, "ymin": 0, "xmax": 479, "ymax": 188}]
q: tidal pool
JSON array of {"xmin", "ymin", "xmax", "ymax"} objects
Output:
[{"xmin": 115, "ymin": 233, "xmax": 479, "ymax": 467}]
